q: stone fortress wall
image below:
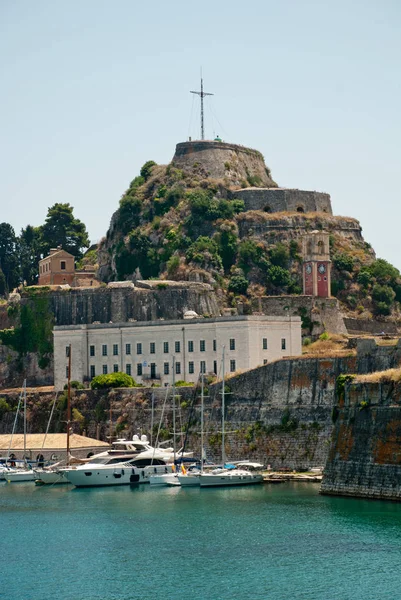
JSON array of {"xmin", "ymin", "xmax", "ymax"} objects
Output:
[
  {"xmin": 172, "ymin": 140, "xmax": 277, "ymax": 187},
  {"xmin": 233, "ymin": 188, "xmax": 333, "ymax": 215}
]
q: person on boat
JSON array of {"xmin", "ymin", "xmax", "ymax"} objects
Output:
[
  {"xmin": 36, "ymin": 453, "xmax": 45, "ymax": 468},
  {"xmin": 9, "ymin": 453, "xmax": 16, "ymax": 467}
]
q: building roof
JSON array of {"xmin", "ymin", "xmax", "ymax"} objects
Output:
[
  {"xmin": 54, "ymin": 314, "xmax": 301, "ymax": 331},
  {"xmin": 0, "ymin": 433, "xmax": 109, "ymax": 452},
  {"xmin": 39, "ymin": 249, "xmax": 74, "ymax": 263}
]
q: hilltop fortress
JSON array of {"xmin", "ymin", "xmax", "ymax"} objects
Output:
[{"xmin": 172, "ymin": 140, "xmax": 332, "ymax": 214}]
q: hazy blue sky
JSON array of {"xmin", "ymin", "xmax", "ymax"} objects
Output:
[{"xmin": 1, "ymin": 1, "xmax": 400, "ymax": 268}]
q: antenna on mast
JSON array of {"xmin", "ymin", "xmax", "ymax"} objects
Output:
[{"xmin": 190, "ymin": 70, "xmax": 213, "ymax": 140}]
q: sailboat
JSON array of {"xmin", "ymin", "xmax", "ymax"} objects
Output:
[
  {"xmin": 178, "ymin": 373, "xmax": 205, "ymax": 487},
  {"xmin": 34, "ymin": 345, "xmax": 73, "ymax": 485},
  {"xmin": 199, "ymin": 347, "xmax": 264, "ymax": 488},
  {"xmin": 6, "ymin": 381, "xmax": 36, "ymax": 482},
  {"xmin": 149, "ymin": 358, "xmax": 181, "ymax": 486}
]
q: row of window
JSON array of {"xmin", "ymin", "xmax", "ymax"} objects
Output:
[
  {"xmin": 82, "ymin": 359, "xmax": 238, "ymax": 379},
  {"xmin": 66, "ymin": 337, "xmax": 287, "ymax": 358},
  {"xmin": 40, "ymin": 260, "xmax": 67, "ymax": 274},
  {"xmin": 77, "ymin": 339, "xmax": 237, "ymax": 358}
]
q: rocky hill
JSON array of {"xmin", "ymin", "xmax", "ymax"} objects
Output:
[{"xmin": 86, "ymin": 140, "xmax": 401, "ymax": 328}]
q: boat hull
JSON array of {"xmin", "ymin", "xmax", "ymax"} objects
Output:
[
  {"xmin": 199, "ymin": 473, "xmax": 263, "ymax": 487},
  {"xmin": 34, "ymin": 469, "xmax": 70, "ymax": 485},
  {"xmin": 63, "ymin": 464, "xmax": 172, "ymax": 488},
  {"xmin": 5, "ymin": 470, "xmax": 36, "ymax": 482},
  {"xmin": 149, "ymin": 473, "xmax": 179, "ymax": 486},
  {"xmin": 177, "ymin": 474, "xmax": 201, "ymax": 487}
]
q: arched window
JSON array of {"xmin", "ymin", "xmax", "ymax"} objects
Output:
[
  {"xmin": 307, "ymin": 241, "xmax": 313, "ymax": 256},
  {"xmin": 264, "ymin": 205, "xmax": 271, "ymax": 213},
  {"xmin": 297, "ymin": 206, "xmax": 304, "ymax": 213},
  {"xmin": 317, "ymin": 240, "xmax": 324, "ymax": 255}
]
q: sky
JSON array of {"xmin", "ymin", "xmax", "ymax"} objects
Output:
[{"xmin": 1, "ymin": 0, "xmax": 401, "ymax": 268}]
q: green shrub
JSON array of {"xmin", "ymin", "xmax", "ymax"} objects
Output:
[
  {"xmin": 118, "ymin": 196, "xmax": 141, "ymax": 234},
  {"xmin": 319, "ymin": 332, "xmax": 330, "ymax": 341},
  {"xmin": 357, "ymin": 269, "xmax": 373, "ymax": 288},
  {"xmin": 268, "ymin": 265, "xmax": 291, "ymax": 288},
  {"xmin": 175, "ymin": 380, "xmax": 194, "ymax": 387},
  {"xmin": 303, "ymin": 337, "xmax": 311, "ymax": 346},
  {"xmin": 186, "ymin": 237, "xmax": 222, "ymax": 270},
  {"xmin": 0, "ymin": 397, "xmax": 11, "ymax": 418},
  {"xmin": 129, "ymin": 175, "xmax": 145, "ymax": 190},
  {"xmin": 63, "ymin": 380, "xmax": 84, "ymax": 390},
  {"xmin": 228, "ymin": 273, "xmax": 249, "ymax": 295},
  {"xmin": 372, "ymin": 284, "xmax": 395, "ymax": 305},
  {"xmin": 269, "ymin": 243, "xmax": 290, "ymax": 269},
  {"xmin": 140, "ymin": 160, "xmax": 156, "ymax": 181},
  {"xmin": 374, "ymin": 301, "xmax": 391, "ymax": 316},
  {"xmin": 91, "ymin": 372, "xmax": 136, "ymax": 390},
  {"xmin": 369, "ymin": 258, "xmax": 400, "ymax": 286},
  {"xmin": 333, "ymin": 253, "xmax": 354, "ymax": 272},
  {"xmin": 336, "ymin": 374, "xmax": 355, "ymax": 400}
]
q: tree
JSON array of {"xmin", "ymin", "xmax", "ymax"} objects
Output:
[
  {"xmin": 228, "ymin": 273, "xmax": 249, "ymax": 295},
  {"xmin": 0, "ymin": 222, "xmax": 20, "ymax": 292},
  {"xmin": 40, "ymin": 203, "xmax": 90, "ymax": 258},
  {"xmin": 140, "ymin": 161, "xmax": 157, "ymax": 181},
  {"xmin": 333, "ymin": 252, "xmax": 354, "ymax": 272},
  {"xmin": 19, "ymin": 225, "xmax": 41, "ymax": 285}
]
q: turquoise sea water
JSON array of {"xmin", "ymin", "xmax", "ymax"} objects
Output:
[{"xmin": 1, "ymin": 482, "xmax": 401, "ymax": 600}]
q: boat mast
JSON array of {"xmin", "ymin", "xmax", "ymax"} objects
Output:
[
  {"xmin": 201, "ymin": 372, "xmax": 204, "ymax": 474},
  {"xmin": 150, "ymin": 391, "xmax": 155, "ymax": 447},
  {"xmin": 109, "ymin": 401, "xmax": 113, "ymax": 449},
  {"xmin": 172, "ymin": 356, "xmax": 176, "ymax": 466},
  {"xmin": 66, "ymin": 344, "xmax": 71, "ymax": 466},
  {"xmin": 221, "ymin": 346, "xmax": 225, "ymax": 466},
  {"xmin": 23, "ymin": 379, "xmax": 27, "ymax": 463}
]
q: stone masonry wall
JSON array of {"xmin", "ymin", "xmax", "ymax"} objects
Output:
[
  {"xmin": 172, "ymin": 141, "xmax": 276, "ymax": 188},
  {"xmin": 33, "ymin": 284, "xmax": 220, "ymax": 327},
  {"xmin": 321, "ymin": 380, "xmax": 401, "ymax": 500},
  {"xmin": 233, "ymin": 188, "xmax": 332, "ymax": 214},
  {"xmin": 251, "ymin": 295, "xmax": 347, "ymax": 337},
  {"xmin": 236, "ymin": 212, "xmax": 363, "ymax": 245}
]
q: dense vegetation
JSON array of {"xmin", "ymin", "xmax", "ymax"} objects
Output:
[{"xmin": 99, "ymin": 159, "xmax": 401, "ymax": 321}]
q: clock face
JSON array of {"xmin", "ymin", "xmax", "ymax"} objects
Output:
[
  {"xmin": 318, "ymin": 263, "xmax": 326, "ymax": 274},
  {"xmin": 305, "ymin": 264, "xmax": 312, "ymax": 274}
]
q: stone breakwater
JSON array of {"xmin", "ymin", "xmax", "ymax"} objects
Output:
[{"xmin": 321, "ymin": 379, "xmax": 401, "ymax": 500}]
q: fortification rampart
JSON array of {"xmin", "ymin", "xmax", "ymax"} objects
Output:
[
  {"xmin": 233, "ymin": 188, "xmax": 332, "ymax": 214},
  {"xmin": 321, "ymin": 377, "xmax": 401, "ymax": 500},
  {"xmin": 250, "ymin": 295, "xmax": 347, "ymax": 337},
  {"xmin": 172, "ymin": 140, "xmax": 277, "ymax": 187},
  {"xmin": 25, "ymin": 283, "xmax": 220, "ymax": 327},
  {"xmin": 236, "ymin": 213, "xmax": 362, "ymax": 244}
]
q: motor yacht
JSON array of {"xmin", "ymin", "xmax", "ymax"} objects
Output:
[{"xmin": 62, "ymin": 454, "xmax": 173, "ymax": 487}]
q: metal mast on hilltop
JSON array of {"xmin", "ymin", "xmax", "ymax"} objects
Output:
[{"xmin": 190, "ymin": 72, "xmax": 213, "ymax": 140}]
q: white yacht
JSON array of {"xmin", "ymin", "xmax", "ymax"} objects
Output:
[
  {"xmin": 62, "ymin": 454, "xmax": 172, "ymax": 487},
  {"xmin": 198, "ymin": 348, "xmax": 263, "ymax": 489},
  {"xmin": 34, "ymin": 465, "xmax": 70, "ymax": 485},
  {"xmin": 5, "ymin": 467, "xmax": 36, "ymax": 482},
  {"xmin": 177, "ymin": 470, "xmax": 201, "ymax": 487},
  {"xmin": 199, "ymin": 467, "xmax": 263, "ymax": 487},
  {"xmin": 91, "ymin": 434, "xmax": 192, "ymax": 463}
]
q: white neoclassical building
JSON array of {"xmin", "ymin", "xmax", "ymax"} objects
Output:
[{"xmin": 53, "ymin": 315, "xmax": 302, "ymax": 390}]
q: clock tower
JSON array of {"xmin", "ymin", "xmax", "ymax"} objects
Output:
[{"xmin": 302, "ymin": 231, "xmax": 331, "ymax": 298}]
